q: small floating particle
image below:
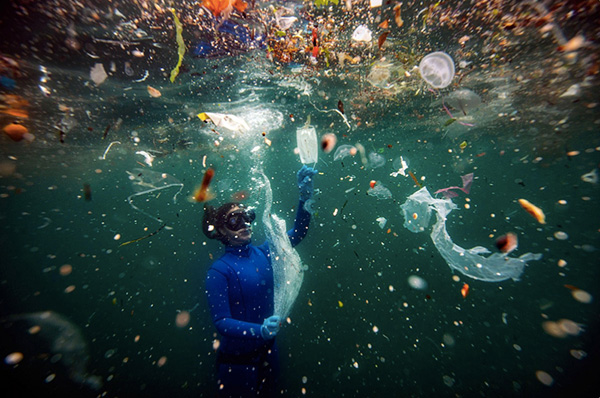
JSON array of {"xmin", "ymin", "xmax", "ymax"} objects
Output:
[
  {"xmin": 554, "ymin": 231, "xmax": 568, "ymax": 240},
  {"xmin": 407, "ymin": 275, "xmax": 428, "ymax": 290},
  {"xmin": 542, "ymin": 321, "xmax": 567, "ymax": 338},
  {"xmin": 535, "ymin": 370, "xmax": 554, "ymax": 386},
  {"xmin": 495, "ymin": 232, "xmax": 518, "ymax": 254},
  {"xmin": 566, "ymin": 150, "xmax": 580, "ymax": 157},
  {"xmin": 518, "ymin": 198, "xmax": 546, "ymax": 224},
  {"xmin": 59, "ymin": 264, "xmax": 72, "ymax": 276},
  {"xmin": 157, "ymin": 356, "xmax": 167, "ymax": 367},
  {"xmin": 569, "ymin": 349, "xmax": 587, "ymax": 360},
  {"xmin": 321, "ymin": 133, "xmax": 337, "ymax": 153},
  {"xmin": 64, "ymin": 285, "xmax": 76, "ymax": 293},
  {"xmin": 212, "ymin": 339, "xmax": 220, "ymax": 350},
  {"xmin": 338, "ymin": 300, "xmax": 343, "ymax": 308},
  {"xmin": 571, "ymin": 289, "xmax": 593, "ymax": 304},
  {"xmin": 372, "ymin": 326, "xmax": 379, "ymax": 333},
  {"xmin": 557, "ymin": 259, "xmax": 567, "ymax": 267},
  {"xmin": 461, "ymin": 283, "xmax": 470, "ymax": 298},
  {"xmin": 147, "ymin": 85, "xmax": 162, "ymax": 98},
  {"xmin": 175, "ymin": 311, "xmax": 190, "ymax": 328},
  {"xmin": 4, "ymin": 352, "xmax": 23, "ymax": 365},
  {"xmin": 134, "ymin": 335, "xmax": 141, "ymax": 342},
  {"xmin": 557, "ymin": 319, "xmax": 583, "ymax": 336},
  {"xmin": 114, "ymin": 234, "xmax": 121, "ymax": 240}
]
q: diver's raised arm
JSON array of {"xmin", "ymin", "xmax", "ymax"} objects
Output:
[{"xmin": 288, "ymin": 165, "xmax": 318, "ymax": 246}]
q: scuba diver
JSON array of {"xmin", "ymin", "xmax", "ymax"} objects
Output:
[{"xmin": 202, "ymin": 165, "xmax": 318, "ymax": 398}]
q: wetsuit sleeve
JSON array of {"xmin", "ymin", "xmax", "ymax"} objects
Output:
[
  {"xmin": 206, "ymin": 267, "xmax": 264, "ymax": 340},
  {"xmin": 287, "ymin": 200, "xmax": 311, "ymax": 247}
]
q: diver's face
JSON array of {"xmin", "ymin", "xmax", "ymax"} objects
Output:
[{"xmin": 221, "ymin": 206, "xmax": 253, "ymax": 246}]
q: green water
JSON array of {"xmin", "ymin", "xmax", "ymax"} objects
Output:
[{"xmin": 1, "ymin": 0, "xmax": 599, "ymax": 397}]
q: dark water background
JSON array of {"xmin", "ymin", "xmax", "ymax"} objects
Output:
[{"xmin": 1, "ymin": 0, "xmax": 599, "ymax": 397}]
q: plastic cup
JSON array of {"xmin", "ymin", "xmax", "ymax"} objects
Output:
[{"xmin": 419, "ymin": 51, "xmax": 455, "ymax": 89}]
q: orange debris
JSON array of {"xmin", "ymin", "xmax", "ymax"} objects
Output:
[
  {"xmin": 518, "ymin": 199, "xmax": 546, "ymax": 224},
  {"xmin": 202, "ymin": 0, "xmax": 247, "ymax": 17},
  {"xmin": 3, "ymin": 123, "xmax": 34, "ymax": 142}
]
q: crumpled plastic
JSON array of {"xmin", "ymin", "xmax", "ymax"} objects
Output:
[
  {"xmin": 401, "ymin": 187, "xmax": 542, "ymax": 282},
  {"xmin": 198, "ymin": 112, "xmax": 250, "ymax": 133}
]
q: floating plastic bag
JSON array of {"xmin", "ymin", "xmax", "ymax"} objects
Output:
[
  {"xmin": 198, "ymin": 112, "xmax": 250, "ymax": 133},
  {"xmin": 367, "ymin": 182, "xmax": 392, "ymax": 200},
  {"xmin": 256, "ymin": 168, "xmax": 306, "ymax": 319},
  {"xmin": 418, "ymin": 51, "xmax": 455, "ymax": 89},
  {"xmin": 126, "ymin": 168, "xmax": 184, "ymax": 223},
  {"xmin": 352, "ymin": 25, "xmax": 372, "ymax": 42},
  {"xmin": 401, "ymin": 187, "xmax": 542, "ymax": 282},
  {"xmin": 296, "ymin": 117, "xmax": 318, "ymax": 164},
  {"xmin": 445, "ymin": 89, "xmax": 481, "ymax": 116}
]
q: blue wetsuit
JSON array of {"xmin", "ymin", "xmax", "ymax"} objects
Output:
[{"xmin": 205, "ymin": 200, "xmax": 311, "ymax": 397}]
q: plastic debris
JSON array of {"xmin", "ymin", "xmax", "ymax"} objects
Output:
[
  {"xmin": 367, "ymin": 182, "xmax": 392, "ymax": 200},
  {"xmin": 376, "ymin": 217, "xmax": 387, "ymax": 229},
  {"xmin": 169, "ymin": 8, "xmax": 185, "ymax": 83},
  {"xmin": 418, "ymin": 51, "xmax": 455, "ymax": 89},
  {"xmin": 368, "ymin": 152, "xmax": 385, "ymax": 168},
  {"xmin": 445, "ymin": 89, "xmax": 481, "ymax": 115},
  {"xmin": 581, "ymin": 169, "xmax": 598, "ymax": 184},
  {"xmin": 136, "ymin": 150, "xmax": 155, "ymax": 167},
  {"xmin": 198, "ymin": 112, "xmax": 250, "ymax": 133},
  {"xmin": 90, "ymin": 63, "xmax": 108, "ymax": 86},
  {"xmin": 126, "ymin": 169, "xmax": 184, "ymax": 223},
  {"xmin": 390, "ymin": 156, "xmax": 409, "ymax": 177},
  {"xmin": 401, "ymin": 187, "xmax": 542, "ymax": 282},
  {"xmin": 434, "ymin": 173, "xmax": 474, "ymax": 198},
  {"xmin": 147, "ymin": 85, "xmax": 162, "ymax": 97},
  {"xmin": 257, "ymin": 168, "xmax": 306, "ymax": 319},
  {"xmin": 518, "ymin": 198, "xmax": 546, "ymax": 224},
  {"xmin": 297, "ymin": 117, "xmax": 318, "ymax": 164},
  {"xmin": 351, "ymin": 25, "xmax": 372, "ymax": 42},
  {"xmin": 559, "ymin": 83, "xmax": 581, "ymax": 98}
]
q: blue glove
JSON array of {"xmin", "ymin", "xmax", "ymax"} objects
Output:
[
  {"xmin": 297, "ymin": 165, "xmax": 318, "ymax": 201},
  {"xmin": 261, "ymin": 315, "xmax": 281, "ymax": 340}
]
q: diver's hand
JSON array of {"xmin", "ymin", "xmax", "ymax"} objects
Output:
[
  {"xmin": 260, "ymin": 316, "xmax": 281, "ymax": 340},
  {"xmin": 297, "ymin": 165, "xmax": 318, "ymax": 201}
]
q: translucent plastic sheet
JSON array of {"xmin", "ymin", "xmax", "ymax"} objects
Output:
[
  {"xmin": 401, "ymin": 187, "xmax": 542, "ymax": 282},
  {"xmin": 255, "ymin": 167, "xmax": 306, "ymax": 319},
  {"xmin": 126, "ymin": 168, "xmax": 184, "ymax": 223},
  {"xmin": 0, "ymin": 311, "xmax": 102, "ymax": 390},
  {"xmin": 296, "ymin": 118, "xmax": 318, "ymax": 164}
]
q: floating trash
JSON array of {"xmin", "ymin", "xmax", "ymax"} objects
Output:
[
  {"xmin": 445, "ymin": 89, "xmax": 481, "ymax": 115},
  {"xmin": 581, "ymin": 169, "xmax": 598, "ymax": 184},
  {"xmin": 351, "ymin": 25, "xmax": 372, "ymax": 42},
  {"xmin": 297, "ymin": 117, "xmax": 318, "ymax": 164},
  {"xmin": 367, "ymin": 183, "xmax": 392, "ymax": 200},
  {"xmin": 401, "ymin": 187, "xmax": 542, "ymax": 282},
  {"xmin": 376, "ymin": 217, "xmax": 387, "ymax": 229}
]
